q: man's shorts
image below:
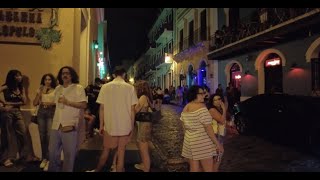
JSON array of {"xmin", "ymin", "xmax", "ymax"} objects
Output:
[{"xmin": 103, "ymin": 131, "xmax": 130, "ymax": 150}]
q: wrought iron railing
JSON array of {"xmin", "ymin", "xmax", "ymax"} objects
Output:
[
  {"xmin": 154, "ymin": 22, "xmax": 173, "ymax": 42},
  {"xmin": 174, "ymin": 27, "xmax": 211, "ymax": 54},
  {"xmin": 209, "ymin": 8, "xmax": 318, "ymax": 51}
]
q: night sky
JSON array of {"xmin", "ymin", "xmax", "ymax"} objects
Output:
[{"xmin": 105, "ymin": 8, "xmax": 159, "ymax": 68}]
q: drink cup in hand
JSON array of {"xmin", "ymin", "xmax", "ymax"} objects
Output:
[{"xmin": 58, "ymin": 94, "xmax": 64, "ymax": 109}]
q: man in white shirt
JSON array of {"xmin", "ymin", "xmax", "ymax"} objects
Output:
[
  {"xmin": 91, "ymin": 66, "xmax": 138, "ymax": 172},
  {"xmin": 48, "ymin": 66, "xmax": 87, "ymax": 172}
]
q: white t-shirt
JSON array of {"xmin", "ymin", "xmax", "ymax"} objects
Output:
[
  {"xmin": 96, "ymin": 77, "xmax": 138, "ymax": 136},
  {"xmin": 52, "ymin": 84, "xmax": 87, "ymax": 130}
]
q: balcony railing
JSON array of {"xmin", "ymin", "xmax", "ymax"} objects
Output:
[
  {"xmin": 194, "ymin": 27, "xmax": 210, "ymax": 44},
  {"xmin": 174, "ymin": 27, "xmax": 210, "ymax": 54},
  {"xmin": 209, "ymin": 8, "xmax": 317, "ymax": 51},
  {"xmin": 153, "ymin": 22, "xmax": 173, "ymax": 43}
]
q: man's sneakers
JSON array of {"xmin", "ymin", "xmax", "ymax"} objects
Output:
[
  {"xmin": 110, "ymin": 164, "xmax": 116, "ymax": 172},
  {"xmin": 40, "ymin": 159, "xmax": 48, "ymax": 169},
  {"xmin": 134, "ymin": 164, "xmax": 145, "ymax": 171},
  {"xmin": 40, "ymin": 159, "xmax": 50, "ymax": 171},
  {"xmin": 86, "ymin": 169, "xmax": 96, "ymax": 172}
]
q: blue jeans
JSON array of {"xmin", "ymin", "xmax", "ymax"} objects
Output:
[
  {"xmin": 48, "ymin": 129, "xmax": 78, "ymax": 172},
  {"xmin": 37, "ymin": 106, "xmax": 55, "ymax": 160},
  {"xmin": 1, "ymin": 109, "xmax": 31, "ymax": 160}
]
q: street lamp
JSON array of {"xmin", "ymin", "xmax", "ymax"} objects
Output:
[
  {"xmin": 93, "ymin": 40, "xmax": 99, "ymax": 49},
  {"xmin": 165, "ymin": 53, "xmax": 172, "ymax": 63}
]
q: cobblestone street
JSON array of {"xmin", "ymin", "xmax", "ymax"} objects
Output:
[{"xmin": 152, "ymin": 104, "xmax": 320, "ymax": 172}]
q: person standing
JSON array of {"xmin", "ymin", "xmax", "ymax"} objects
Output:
[
  {"xmin": 207, "ymin": 94, "xmax": 227, "ymax": 172},
  {"xmin": 85, "ymin": 77, "xmax": 102, "ymax": 130},
  {"xmin": 89, "ymin": 66, "xmax": 138, "ymax": 172},
  {"xmin": 134, "ymin": 80, "xmax": 153, "ymax": 172},
  {"xmin": 33, "ymin": 73, "xmax": 57, "ymax": 171},
  {"xmin": 180, "ymin": 85, "xmax": 223, "ymax": 172},
  {"xmin": 0, "ymin": 70, "xmax": 35, "ymax": 167},
  {"xmin": 48, "ymin": 66, "xmax": 87, "ymax": 172},
  {"xmin": 215, "ymin": 84, "xmax": 224, "ymax": 102}
]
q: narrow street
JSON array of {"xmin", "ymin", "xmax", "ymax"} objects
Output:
[
  {"xmin": 2, "ymin": 104, "xmax": 320, "ymax": 172},
  {"xmin": 151, "ymin": 104, "xmax": 320, "ymax": 172}
]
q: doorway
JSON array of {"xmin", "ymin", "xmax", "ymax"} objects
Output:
[{"xmin": 264, "ymin": 53, "xmax": 283, "ymax": 93}]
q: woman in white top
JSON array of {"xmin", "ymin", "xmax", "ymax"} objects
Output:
[
  {"xmin": 180, "ymin": 85, "xmax": 223, "ymax": 172},
  {"xmin": 33, "ymin": 73, "xmax": 57, "ymax": 171},
  {"xmin": 207, "ymin": 93, "xmax": 227, "ymax": 172}
]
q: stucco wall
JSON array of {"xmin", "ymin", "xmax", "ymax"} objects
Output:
[
  {"xmin": 0, "ymin": 8, "xmax": 99, "ymax": 109},
  {"xmin": 217, "ymin": 34, "xmax": 320, "ymax": 97}
]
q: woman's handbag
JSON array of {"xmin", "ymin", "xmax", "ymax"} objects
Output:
[
  {"xmin": 30, "ymin": 106, "xmax": 39, "ymax": 124},
  {"xmin": 135, "ymin": 112, "xmax": 153, "ymax": 123}
]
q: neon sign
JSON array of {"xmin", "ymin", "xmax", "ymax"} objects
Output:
[
  {"xmin": 265, "ymin": 58, "xmax": 281, "ymax": 67},
  {"xmin": 235, "ymin": 75, "xmax": 241, "ymax": 79}
]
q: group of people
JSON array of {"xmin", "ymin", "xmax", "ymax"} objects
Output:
[
  {"xmin": 0, "ymin": 66, "xmax": 158, "ymax": 172},
  {"xmin": 0, "ymin": 67, "xmax": 87, "ymax": 172},
  {"xmin": 180, "ymin": 85, "xmax": 228, "ymax": 172}
]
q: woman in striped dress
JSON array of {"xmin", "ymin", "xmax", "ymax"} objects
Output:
[{"xmin": 180, "ymin": 85, "xmax": 224, "ymax": 172}]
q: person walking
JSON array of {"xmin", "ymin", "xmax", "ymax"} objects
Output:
[{"xmin": 88, "ymin": 66, "xmax": 138, "ymax": 172}]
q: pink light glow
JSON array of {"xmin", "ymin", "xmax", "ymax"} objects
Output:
[{"xmin": 288, "ymin": 68, "xmax": 305, "ymax": 78}]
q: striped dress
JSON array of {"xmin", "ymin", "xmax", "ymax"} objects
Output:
[{"xmin": 180, "ymin": 107, "xmax": 217, "ymax": 160}]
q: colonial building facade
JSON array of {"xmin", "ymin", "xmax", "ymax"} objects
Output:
[
  {"xmin": 207, "ymin": 8, "xmax": 320, "ymax": 100},
  {"xmin": 173, "ymin": 8, "xmax": 218, "ymax": 93},
  {"xmin": 136, "ymin": 8, "xmax": 174, "ymax": 90},
  {"xmin": 0, "ymin": 8, "xmax": 108, "ymax": 109}
]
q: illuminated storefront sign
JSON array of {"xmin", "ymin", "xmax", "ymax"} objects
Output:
[
  {"xmin": 265, "ymin": 58, "xmax": 281, "ymax": 67},
  {"xmin": 0, "ymin": 8, "xmax": 52, "ymax": 45},
  {"xmin": 235, "ymin": 75, "xmax": 241, "ymax": 79},
  {"xmin": 96, "ymin": 50, "xmax": 106, "ymax": 78}
]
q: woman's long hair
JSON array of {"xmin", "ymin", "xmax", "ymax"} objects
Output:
[
  {"xmin": 134, "ymin": 80, "xmax": 153, "ymax": 101},
  {"xmin": 40, "ymin": 73, "xmax": 57, "ymax": 88},
  {"xmin": 3, "ymin": 69, "xmax": 23, "ymax": 92},
  {"xmin": 207, "ymin": 93, "xmax": 223, "ymax": 114}
]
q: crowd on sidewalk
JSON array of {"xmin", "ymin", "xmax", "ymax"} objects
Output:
[{"xmin": 0, "ymin": 65, "xmax": 239, "ymax": 172}]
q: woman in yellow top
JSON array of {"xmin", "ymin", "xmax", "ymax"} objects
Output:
[{"xmin": 207, "ymin": 93, "xmax": 227, "ymax": 172}]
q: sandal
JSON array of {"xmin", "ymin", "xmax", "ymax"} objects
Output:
[{"xmin": 3, "ymin": 159, "xmax": 14, "ymax": 167}]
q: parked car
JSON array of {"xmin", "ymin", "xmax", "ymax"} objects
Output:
[{"xmin": 233, "ymin": 93, "xmax": 320, "ymax": 156}]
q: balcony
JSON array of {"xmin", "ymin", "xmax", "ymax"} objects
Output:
[
  {"xmin": 174, "ymin": 27, "xmax": 210, "ymax": 54},
  {"xmin": 145, "ymin": 42, "xmax": 156, "ymax": 55},
  {"xmin": 155, "ymin": 22, "xmax": 173, "ymax": 43},
  {"xmin": 194, "ymin": 27, "xmax": 210, "ymax": 45},
  {"xmin": 208, "ymin": 8, "xmax": 320, "ymax": 60},
  {"xmin": 155, "ymin": 53, "xmax": 173, "ymax": 69}
]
